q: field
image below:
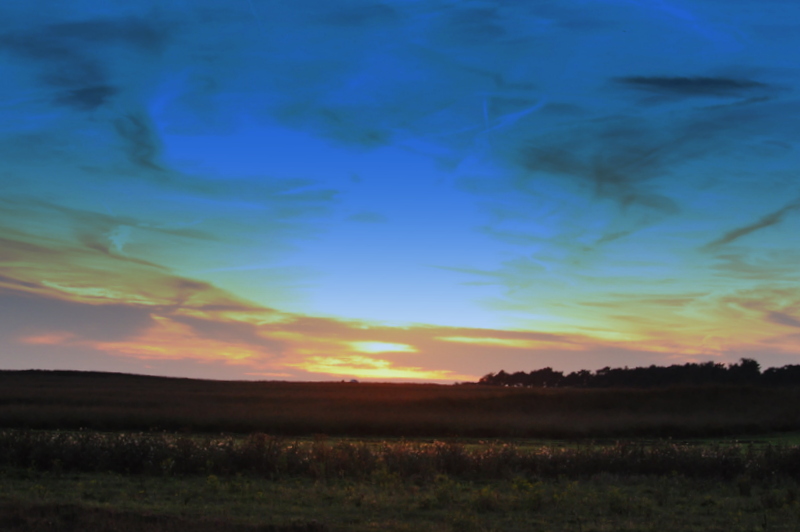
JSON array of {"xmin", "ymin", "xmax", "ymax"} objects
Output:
[
  {"xmin": 4, "ymin": 370, "xmax": 800, "ymax": 438},
  {"xmin": 3, "ymin": 370, "xmax": 800, "ymax": 531}
]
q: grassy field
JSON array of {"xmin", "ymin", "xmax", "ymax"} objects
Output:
[
  {"xmin": 5, "ymin": 370, "xmax": 800, "ymax": 530},
  {"xmin": 3, "ymin": 430, "xmax": 800, "ymax": 530},
  {"xmin": 3, "ymin": 458, "xmax": 800, "ymax": 531}
]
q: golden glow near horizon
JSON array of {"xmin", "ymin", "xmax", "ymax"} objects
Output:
[
  {"xmin": 291, "ymin": 355, "xmax": 474, "ymax": 381},
  {"xmin": 7, "ymin": 279, "xmax": 800, "ymax": 381}
]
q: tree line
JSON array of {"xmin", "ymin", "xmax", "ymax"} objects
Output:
[{"xmin": 477, "ymin": 359, "xmax": 800, "ymax": 388}]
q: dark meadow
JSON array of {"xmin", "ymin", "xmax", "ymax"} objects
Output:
[{"xmin": 3, "ymin": 367, "xmax": 800, "ymax": 438}]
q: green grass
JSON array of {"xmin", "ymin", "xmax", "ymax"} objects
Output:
[{"xmin": 3, "ymin": 468, "xmax": 800, "ymax": 531}]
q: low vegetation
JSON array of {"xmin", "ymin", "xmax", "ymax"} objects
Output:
[
  {"xmin": 3, "ymin": 430, "xmax": 800, "ymax": 482},
  {"xmin": 3, "ymin": 439, "xmax": 800, "ymax": 531}
]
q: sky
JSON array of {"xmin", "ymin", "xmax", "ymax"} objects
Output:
[{"xmin": 2, "ymin": 0, "xmax": 800, "ymax": 382}]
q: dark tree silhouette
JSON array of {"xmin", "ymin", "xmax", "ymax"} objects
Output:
[{"xmin": 477, "ymin": 358, "xmax": 800, "ymax": 388}]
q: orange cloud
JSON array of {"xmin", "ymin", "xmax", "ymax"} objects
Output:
[
  {"xmin": 88, "ymin": 315, "xmax": 272, "ymax": 363},
  {"xmin": 18, "ymin": 331, "xmax": 76, "ymax": 345}
]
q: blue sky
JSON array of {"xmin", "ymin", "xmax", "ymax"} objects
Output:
[{"xmin": 2, "ymin": 0, "xmax": 800, "ymax": 381}]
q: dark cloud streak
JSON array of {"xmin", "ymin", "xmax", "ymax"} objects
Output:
[
  {"xmin": 0, "ymin": 15, "xmax": 170, "ymax": 111},
  {"xmin": 114, "ymin": 113, "xmax": 165, "ymax": 172},
  {"xmin": 517, "ymin": 117, "xmax": 686, "ymax": 214},
  {"xmin": 704, "ymin": 200, "xmax": 800, "ymax": 250},
  {"xmin": 615, "ymin": 76, "xmax": 771, "ymax": 98},
  {"xmin": 53, "ymin": 85, "xmax": 118, "ymax": 111},
  {"xmin": 767, "ymin": 311, "xmax": 800, "ymax": 329}
]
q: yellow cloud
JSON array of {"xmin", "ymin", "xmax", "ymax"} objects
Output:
[
  {"xmin": 437, "ymin": 336, "xmax": 536, "ymax": 348},
  {"xmin": 436, "ymin": 335, "xmax": 584, "ymax": 351},
  {"xmin": 292, "ymin": 355, "xmax": 474, "ymax": 382}
]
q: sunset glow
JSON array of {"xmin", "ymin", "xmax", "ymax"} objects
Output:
[
  {"xmin": 350, "ymin": 342, "xmax": 417, "ymax": 354},
  {"xmin": 2, "ymin": 1, "xmax": 799, "ymax": 382}
]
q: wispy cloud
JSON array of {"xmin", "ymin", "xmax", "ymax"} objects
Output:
[
  {"xmin": 1, "ymin": 287, "xmax": 156, "ymax": 343},
  {"xmin": 704, "ymin": 199, "xmax": 800, "ymax": 250},
  {"xmin": 0, "ymin": 230, "xmax": 263, "ymax": 313},
  {"xmin": 709, "ymin": 251, "xmax": 800, "ymax": 281}
]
